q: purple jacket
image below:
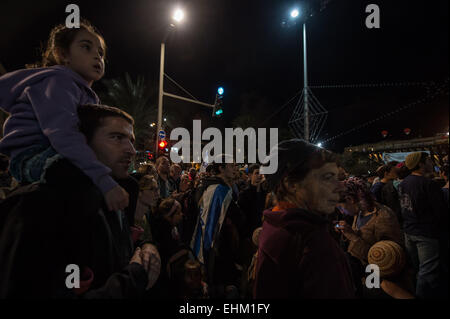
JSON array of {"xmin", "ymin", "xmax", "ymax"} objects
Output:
[
  {"xmin": 254, "ymin": 207, "xmax": 356, "ymax": 299},
  {"xmin": 0, "ymin": 65, "xmax": 117, "ymax": 194}
]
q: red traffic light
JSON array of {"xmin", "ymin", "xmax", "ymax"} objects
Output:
[{"xmin": 159, "ymin": 140, "xmax": 168, "ymax": 149}]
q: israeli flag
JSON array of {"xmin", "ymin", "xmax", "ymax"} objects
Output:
[{"xmin": 190, "ymin": 183, "xmax": 233, "ymax": 264}]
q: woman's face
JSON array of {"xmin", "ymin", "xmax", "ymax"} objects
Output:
[
  {"xmin": 292, "ymin": 162, "xmax": 342, "ymax": 215},
  {"xmin": 140, "ymin": 181, "xmax": 160, "ymax": 207},
  {"xmin": 179, "ymin": 176, "xmax": 192, "ymax": 192},
  {"xmin": 337, "ymin": 197, "xmax": 359, "ymax": 216}
]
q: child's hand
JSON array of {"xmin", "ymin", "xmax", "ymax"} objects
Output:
[{"xmin": 105, "ymin": 185, "xmax": 129, "ymax": 212}]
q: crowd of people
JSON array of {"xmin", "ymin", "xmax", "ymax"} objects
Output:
[
  {"xmin": 0, "ymin": 21, "xmax": 448, "ymax": 299},
  {"xmin": 1, "ymin": 135, "xmax": 448, "ymax": 299}
]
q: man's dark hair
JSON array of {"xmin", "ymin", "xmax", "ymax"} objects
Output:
[
  {"xmin": 248, "ymin": 164, "xmax": 260, "ymax": 176},
  {"xmin": 78, "ymin": 104, "xmax": 134, "ymax": 143},
  {"xmin": 415, "ymin": 152, "xmax": 430, "ymax": 171},
  {"xmin": 209, "ymin": 154, "xmax": 234, "ymax": 176},
  {"xmin": 375, "ymin": 161, "xmax": 399, "ymax": 179},
  {"xmin": 386, "ymin": 161, "xmax": 399, "ymax": 171},
  {"xmin": 375, "ymin": 165, "xmax": 387, "ymax": 179},
  {"xmin": 206, "ymin": 164, "xmax": 214, "ymax": 174},
  {"xmin": 155, "ymin": 156, "xmax": 169, "ymax": 168},
  {"xmin": 209, "ymin": 163, "xmax": 225, "ymax": 176},
  {"xmin": 396, "ymin": 164, "xmax": 411, "ymax": 180}
]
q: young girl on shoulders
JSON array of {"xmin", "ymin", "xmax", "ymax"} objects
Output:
[{"xmin": 0, "ymin": 21, "xmax": 128, "ymax": 211}]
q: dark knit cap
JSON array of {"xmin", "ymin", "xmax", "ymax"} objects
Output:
[{"xmin": 262, "ymin": 139, "xmax": 319, "ymax": 191}]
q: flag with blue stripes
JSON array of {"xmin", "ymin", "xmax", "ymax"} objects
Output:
[{"xmin": 190, "ymin": 183, "xmax": 233, "ymax": 264}]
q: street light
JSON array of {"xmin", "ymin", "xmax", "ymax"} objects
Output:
[
  {"xmin": 156, "ymin": 9, "xmax": 186, "ymax": 154},
  {"xmin": 172, "ymin": 9, "xmax": 185, "ymax": 23},
  {"xmin": 290, "ymin": 6, "xmax": 310, "ymax": 142},
  {"xmin": 290, "ymin": 9, "xmax": 300, "ymax": 18}
]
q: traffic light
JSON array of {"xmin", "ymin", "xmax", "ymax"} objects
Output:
[
  {"xmin": 213, "ymin": 87, "xmax": 224, "ymax": 117},
  {"xmin": 158, "ymin": 139, "xmax": 168, "ymax": 156},
  {"xmin": 158, "ymin": 139, "xmax": 168, "ymax": 150},
  {"xmin": 145, "ymin": 151, "xmax": 154, "ymax": 161}
]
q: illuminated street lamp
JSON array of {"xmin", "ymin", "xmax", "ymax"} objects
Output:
[
  {"xmin": 172, "ymin": 9, "xmax": 185, "ymax": 23},
  {"xmin": 290, "ymin": 6, "xmax": 310, "ymax": 142},
  {"xmin": 156, "ymin": 8, "xmax": 186, "ymax": 154}
]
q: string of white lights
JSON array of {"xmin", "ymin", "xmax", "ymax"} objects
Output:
[
  {"xmin": 309, "ymin": 81, "xmax": 429, "ymax": 89},
  {"xmin": 323, "ymin": 79, "xmax": 449, "ymax": 144}
]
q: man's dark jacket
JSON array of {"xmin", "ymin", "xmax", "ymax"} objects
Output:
[
  {"xmin": 0, "ymin": 160, "xmax": 147, "ymax": 298},
  {"xmin": 399, "ymin": 174, "xmax": 448, "ymax": 239},
  {"xmin": 380, "ymin": 180, "xmax": 402, "ymax": 224},
  {"xmin": 238, "ymin": 184, "xmax": 267, "ymax": 238}
]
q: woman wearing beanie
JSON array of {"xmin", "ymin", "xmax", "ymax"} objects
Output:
[{"xmin": 253, "ymin": 139, "xmax": 355, "ymax": 299}]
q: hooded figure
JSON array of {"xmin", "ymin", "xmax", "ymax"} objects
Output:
[{"xmin": 253, "ymin": 139, "xmax": 355, "ymax": 298}]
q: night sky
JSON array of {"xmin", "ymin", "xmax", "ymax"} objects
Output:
[{"xmin": 1, "ymin": 0, "xmax": 448, "ymax": 152}]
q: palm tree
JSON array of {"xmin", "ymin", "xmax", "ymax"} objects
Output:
[{"xmin": 99, "ymin": 73, "xmax": 157, "ymax": 150}]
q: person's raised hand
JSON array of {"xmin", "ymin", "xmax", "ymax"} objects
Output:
[
  {"xmin": 140, "ymin": 243, "xmax": 161, "ymax": 289},
  {"xmin": 104, "ymin": 185, "xmax": 129, "ymax": 212},
  {"xmin": 130, "ymin": 247, "xmax": 143, "ymax": 266},
  {"xmin": 337, "ymin": 220, "xmax": 357, "ymax": 239}
]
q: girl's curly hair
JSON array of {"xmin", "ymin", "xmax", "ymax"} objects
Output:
[{"xmin": 340, "ymin": 177, "xmax": 376, "ymax": 212}]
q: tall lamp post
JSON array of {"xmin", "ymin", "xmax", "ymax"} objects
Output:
[
  {"xmin": 291, "ymin": 8, "xmax": 309, "ymax": 142},
  {"xmin": 156, "ymin": 8, "xmax": 185, "ymax": 154}
]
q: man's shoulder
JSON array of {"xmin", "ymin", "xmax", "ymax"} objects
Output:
[
  {"xmin": 239, "ymin": 184, "xmax": 256, "ymax": 194},
  {"xmin": 262, "ymin": 210, "xmax": 324, "ymax": 240},
  {"xmin": 401, "ymin": 175, "xmax": 422, "ymax": 188},
  {"xmin": 372, "ymin": 181, "xmax": 385, "ymax": 189},
  {"xmin": 207, "ymin": 182, "xmax": 231, "ymax": 198}
]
